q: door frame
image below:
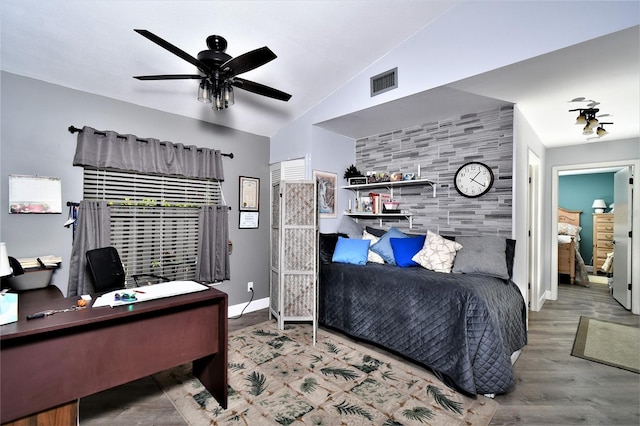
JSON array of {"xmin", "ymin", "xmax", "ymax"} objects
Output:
[
  {"xmin": 528, "ymin": 150, "xmax": 542, "ymax": 312},
  {"xmin": 551, "ymin": 159, "xmax": 639, "ymax": 315}
]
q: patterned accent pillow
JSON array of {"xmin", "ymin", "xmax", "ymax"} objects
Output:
[
  {"xmin": 412, "ymin": 230, "xmax": 463, "ymax": 273},
  {"xmin": 362, "ymin": 230, "xmax": 385, "ymax": 264}
]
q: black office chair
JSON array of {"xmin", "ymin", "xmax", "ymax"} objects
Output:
[
  {"xmin": 86, "ymin": 246, "xmax": 169, "ymax": 293},
  {"xmin": 86, "ymin": 246, "xmax": 126, "ymax": 293}
]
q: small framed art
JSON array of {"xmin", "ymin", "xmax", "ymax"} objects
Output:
[
  {"xmin": 313, "ymin": 170, "xmax": 337, "ymax": 218},
  {"xmin": 239, "ymin": 176, "xmax": 259, "ymax": 211}
]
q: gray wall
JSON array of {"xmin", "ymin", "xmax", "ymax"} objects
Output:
[
  {"xmin": 352, "ymin": 106, "xmax": 513, "ymax": 236},
  {"xmin": 1, "ymin": 72, "xmax": 271, "ymax": 309}
]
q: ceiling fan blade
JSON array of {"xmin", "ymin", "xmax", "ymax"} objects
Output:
[
  {"xmin": 134, "ymin": 29, "xmax": 212, "ymax": 74},
  {"xmin": 221, "ymin": 47, "xmax": 277, "ymax": 77},
  {"xmin": 134, "ymin": 74, "xmax": 202, "ymax": 80},
  {"xmin": 233, "ymin": 78, "xmax": 291, "ymax": 101}
]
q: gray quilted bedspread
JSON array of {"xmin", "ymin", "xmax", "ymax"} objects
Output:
[{"xmin": 318, "ymin": 262, "xmax": 527, "ymax": 395}]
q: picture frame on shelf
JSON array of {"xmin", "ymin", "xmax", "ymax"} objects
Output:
[{"xmin": 313, "ymin": 170, "xmax": 337, "ymax": 218}]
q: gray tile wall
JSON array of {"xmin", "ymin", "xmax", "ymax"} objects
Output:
[{"xmin": 352, "ymin": 106, "xmax": 513, "ymax": 237}]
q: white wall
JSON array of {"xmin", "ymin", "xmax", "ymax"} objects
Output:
[
  {"xmin": 309, "ymin": 126, "xmax": 355, "ymax": 233},
  {"xmin": 513, "ymin": 106, "xmax": 548, "ymax": 307}
]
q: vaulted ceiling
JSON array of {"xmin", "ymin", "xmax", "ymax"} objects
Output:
[{"xmin": 2, "ymin": 1, "xmax": 638, "ymax": 147}]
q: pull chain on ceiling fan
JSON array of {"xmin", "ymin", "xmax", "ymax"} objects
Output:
[{"xmin": 133, "ymin": 29, "xmax": 291, "ymax": 111}]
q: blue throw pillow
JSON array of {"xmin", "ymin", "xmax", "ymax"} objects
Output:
[
  {"xmin": 370, "ymin": 227, "xmax": 407, "ymax": 265},
  {"xmin": 331, "ymin": 236, "xmax": 370, "ymax": 265},
  {"xmin": 390, "ymin": 235, "xmax": 426, "ymax": 267}
]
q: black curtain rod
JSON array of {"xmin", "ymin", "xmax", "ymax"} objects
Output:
[{"xmin": 68, "ymin": 126, "xmax": 234, "ymax": 159}]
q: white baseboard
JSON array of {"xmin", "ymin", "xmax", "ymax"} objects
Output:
[{"xmin": 228, "ymin": 296, "xmax": 269, "ymax": 318}]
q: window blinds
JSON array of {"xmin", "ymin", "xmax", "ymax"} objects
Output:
[{"xmin": 83, "ymin": 168, "xmax": 223, "ymax": 284}]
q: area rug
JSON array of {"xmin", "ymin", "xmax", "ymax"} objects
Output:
[
  {"xmin": 153, "ymin": 321, "xmax": 499, "ymax": 425},
  {"xmin": 571, "ymin": 316, "xmax": 640, "ymax": 373}
]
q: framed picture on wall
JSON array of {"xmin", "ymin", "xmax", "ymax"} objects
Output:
[
  {"xmin": 313, "ymin": 170, "xmax": 337, "ymax": 218},
  {"xmin": 239, "ymin": 211, "xmax": 259, "ymax": 229},
  {"xmin": 8, "ymin": 175, "xmax": 62, "ymax": 214},
  {"xmin": 239, "ymin": 176, "xmax": 259, "ymax": 211}
]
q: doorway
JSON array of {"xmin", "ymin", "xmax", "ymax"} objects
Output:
[{"xmin": 551, "ymin": 159, "xmax": 638, "ymax": 315}]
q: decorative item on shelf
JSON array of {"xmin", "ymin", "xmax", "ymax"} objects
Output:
[
  {"xmin": 390, "ymin": 172, "xmax": 403, "ymax": 182},
  {"xmin": 358, "ymin": 196, "xmax": 373, "ymax": 212},
  {"xmin": 343, "ymin": 164, "xmax": 363, "ymax": 180},
  {"xmin": 376, "ymin": 172, "xmax": 390, "ymax": 182},
  {"xmin": 592, "ymin": 199, "xmax": 607, "ymax": 213},
  {"xmin": 403, "ymin": 173, "xmax": 415, "ymax": 181},
  {"xmin": 383, "ymin": 201, "xmax": 400, "ymax": 213},
  {"xmin": 348, "ymin": 177, "xmax": 368, "ymax": 186}
]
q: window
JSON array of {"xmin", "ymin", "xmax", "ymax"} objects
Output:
[{"xmin": 83, "ymin": 168, "xmax": 223, "ymax": 284}]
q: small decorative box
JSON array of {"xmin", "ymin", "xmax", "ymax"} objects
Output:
[{"xmin": 348, "ymin": 177, "xmax": 368, "ymax": 186}]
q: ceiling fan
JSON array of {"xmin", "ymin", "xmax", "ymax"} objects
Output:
[{"xmin": 133, "ymin": 29, "xmax": 291, "ymax": 110}]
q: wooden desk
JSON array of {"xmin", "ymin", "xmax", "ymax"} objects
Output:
[{"xmin": 0, "ymin": 286, "xmax": 228, "ymax": 424}]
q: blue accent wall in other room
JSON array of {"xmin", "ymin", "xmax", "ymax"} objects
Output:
[{"xmin": 558, "ymin": 173, "xmax": 614, "ymax": 265}]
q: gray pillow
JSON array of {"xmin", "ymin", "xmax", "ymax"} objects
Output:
[
  {"xmin": 337, "ymin": 215, "xmax": 364, "ymax": 239},
  {"xmin": 452, "ymin": 236, "xmax": 509, "ymax": 279}
]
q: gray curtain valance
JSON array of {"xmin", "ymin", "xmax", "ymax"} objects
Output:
[{"xmin": 73, "ymin": 126, "xmax": 224, "ymax": 180}]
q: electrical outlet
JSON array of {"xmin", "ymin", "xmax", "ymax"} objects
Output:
[{"xmin": 247, "ymin": 281, "xmax": 254, "ymax": 292}]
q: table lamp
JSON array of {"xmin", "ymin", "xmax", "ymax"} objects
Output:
[
  {"xmin": 0, "ymin": 242, "xmax": 12, "ymax": 278},
  {"xmin": 592, "ymin": 199, "xmax": 607, "ymax": 214},
  {"xmin": 1, "ymin": 242, "xmax": 18, "ymax": 326}
]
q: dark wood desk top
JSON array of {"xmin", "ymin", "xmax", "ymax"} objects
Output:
[{"xmin": 1, "ymin": 285, "xmax": 227, "ymax": 341}]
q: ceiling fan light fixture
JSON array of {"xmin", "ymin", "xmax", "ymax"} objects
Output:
[
  {"xmin": 596, "ymin": 126, "xmax": 608, "ymax": 137},
  {"xmin": 224, "ymin": 84, "xmax": 234, "ymax": 107},
  {"xmin": 134, "ymin": 30, "xmax": 291, "ymax": 112},
  {"xmin": 197, "ymin": 80, "xmax": 212, "ymax": 104}
]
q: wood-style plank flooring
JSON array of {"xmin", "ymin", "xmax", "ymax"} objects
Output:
[{"xmin": 80, "ymin": 282, "xmax": 639, "ymax": 425}]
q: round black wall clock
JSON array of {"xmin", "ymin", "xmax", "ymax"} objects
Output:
[{"xmin": 454, "ymin": 162, "xmax": 494, "ymax": 198}]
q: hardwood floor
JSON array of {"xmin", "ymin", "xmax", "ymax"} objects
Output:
[
  {"xmin": 80, "ymin": 283, "xmax": 639, "ymax": 425},
  {"xmin": 492, "ymin": 282, "xmax": 640, "ymax": 425}
]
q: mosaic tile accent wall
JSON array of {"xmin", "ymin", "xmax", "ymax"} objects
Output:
[{"xmin": 352, "ymin": 106, "xmax": 513, "ymax": 237}]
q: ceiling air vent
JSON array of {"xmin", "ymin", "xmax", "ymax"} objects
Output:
[{"xmin": 370, "ymin": 67, "xmax": 398, "ymax": 97}]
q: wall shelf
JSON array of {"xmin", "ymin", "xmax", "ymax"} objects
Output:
[
  {"xmin": 341, "ymin": 178, "xmax": 436, "ymax": 198},
  {"xmin": 345, "ymin": 212, "xmax": 414, "ymax": 228},
  {"xmin": 342, "ymin": 178, "xmax": 436, "ymax": 229}
]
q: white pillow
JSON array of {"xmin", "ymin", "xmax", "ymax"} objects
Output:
[
  {"xmin": 362, "ymin": 230, "xmax": 385, "ymax": 264},
  {"xmin": 412, "ymin": 230, "xmax": 463, "ymax": 273}
]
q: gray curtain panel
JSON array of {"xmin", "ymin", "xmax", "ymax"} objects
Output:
[
  {"xmin": 67, "ymin": 201, "xmax": 111, "ymax": 296},
  {"xmin": 196, "ymin": 205, "xmax": 230, "ymax": 282},
  {"xmin": 73, "ymin": 126, "xmax": 224, "ymax": 180}
]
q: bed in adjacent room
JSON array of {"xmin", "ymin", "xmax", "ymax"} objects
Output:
[{"xmin": 558, "ymin": 207, "xmax": 590, "ymax": 286}]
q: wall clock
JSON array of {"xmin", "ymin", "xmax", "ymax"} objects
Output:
[{"xmin": 454, "ymin": 162, "xmax": 494, "ymax": 198}]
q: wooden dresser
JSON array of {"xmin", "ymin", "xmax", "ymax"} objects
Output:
[{"xmin": 593, "ymin": 213, "xmax": 614, "ymax": 273}]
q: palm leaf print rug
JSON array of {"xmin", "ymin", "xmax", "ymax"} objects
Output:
[{"xmin": 153, "ymin": 321, "xmax": 498, "ymax": 425}]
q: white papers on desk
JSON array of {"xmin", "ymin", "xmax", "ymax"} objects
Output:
[{"xmin": 92, "ymin": 280, "xmax": 209, "ymax": 308}]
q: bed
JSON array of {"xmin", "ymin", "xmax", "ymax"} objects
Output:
[
  {"xmin": 317, "ymin": 228, "xmax": 527, "ymax": 396},
  {"xmin": 558, "ymin": 207, "xmax": 590, "ymax": 286}
]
